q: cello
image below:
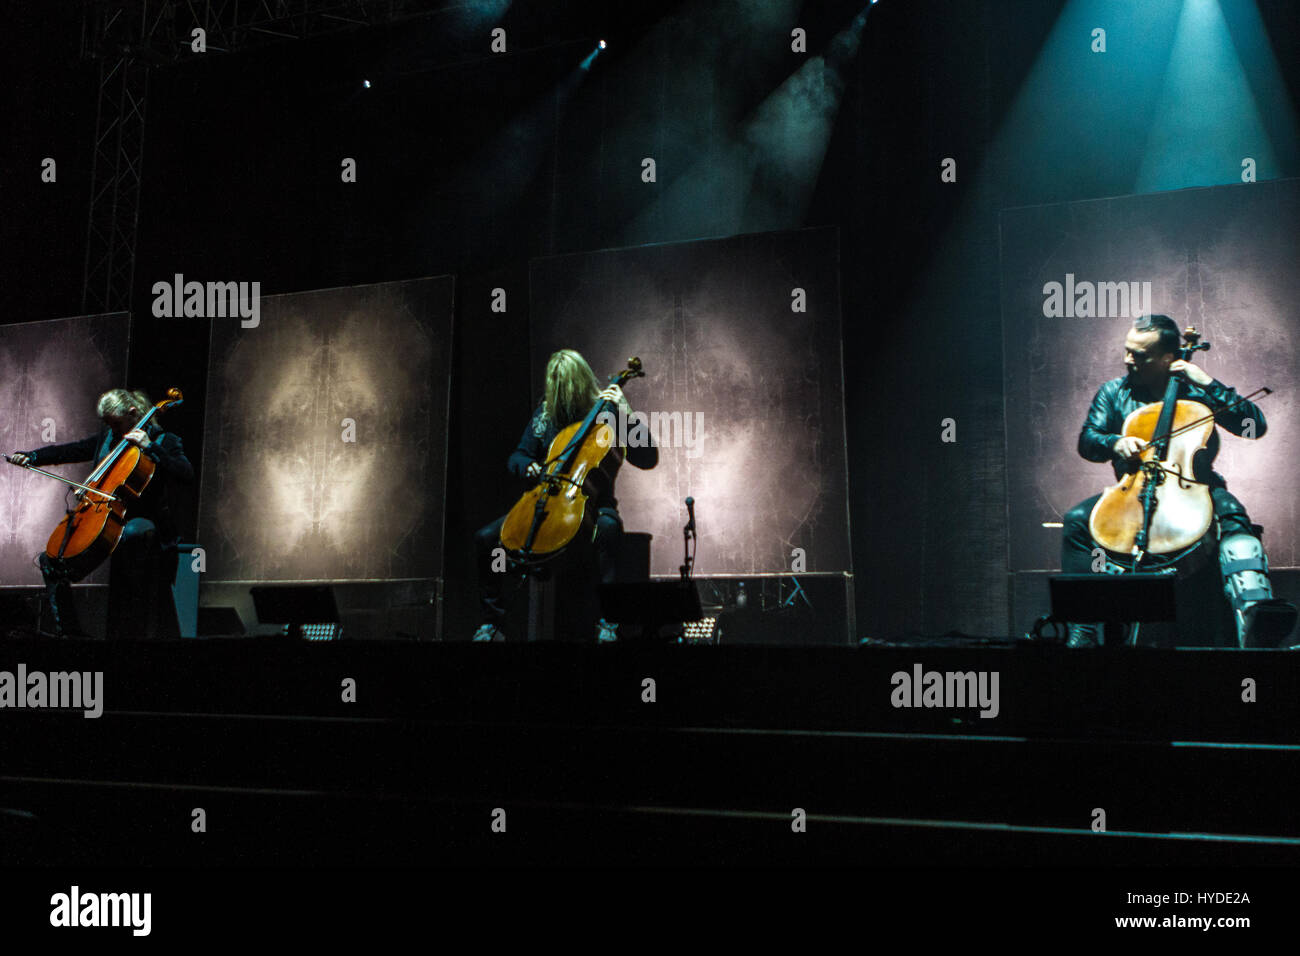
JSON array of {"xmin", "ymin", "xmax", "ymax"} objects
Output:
[
  {"xmin": 1087, "ymin": 329, "xmax": 1271, "ymax": 566},
  {"xmin": 7, "ymin": 388, "xmax": 184, "ymax": 582},
  {"xmin": 499, "ymin": 358, "xmax": 644, "ymax": 569}
]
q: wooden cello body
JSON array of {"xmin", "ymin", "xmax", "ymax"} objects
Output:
[
  {"xmin": 1088, "ymin": 330, "xmax": 1214, "ymax": 559},
  {"xmin": 500, "ymin": 358, "xmax": 644, "ymax": 568},
  {"xmin": 1088, "ymin": 399, "xmax": 1214, "ymax": 555},
  {"xmin": 45, "ymin": 388, "xmax": 183, "ymax": 582}
]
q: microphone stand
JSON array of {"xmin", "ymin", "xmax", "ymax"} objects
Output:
[{"xmin": 679, "ymin": 497, "xmax": 695, "ymax": 582}]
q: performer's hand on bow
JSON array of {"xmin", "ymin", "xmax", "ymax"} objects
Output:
[
  {"xmin": 1169, "ymin": 360, "xmax": 1213, "ymax": 386},
  {"xmin": 124, "ymin": 428, "xmax": 152, "ymax": 450},
  {"xmin": 7, "ymin": 452, "xmax": 31, "ymax": 467},
  {"xmin": 1113, "ymin": 436, "xmax": 1148, "ymax": 461}
]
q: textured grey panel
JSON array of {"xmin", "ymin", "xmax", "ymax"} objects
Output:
[
  {"xmin": 530, "ymin": 228, "xmax": 850, "ymax": 576},
  {"xmin": 199, "ymin": 277, "xmax": 454, "ymax": 582},
  {"xmin": 1001, "ymin": 179, "xmax": 1300, "ymax": 571},
  {"xmin": 0, "ymin": 314, "xmax": 128, "ymax": 585}
]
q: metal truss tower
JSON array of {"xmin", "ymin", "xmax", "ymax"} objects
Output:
[{"xmin": 78, "ymin": 0, "xmax": 441, "ymax": 313}]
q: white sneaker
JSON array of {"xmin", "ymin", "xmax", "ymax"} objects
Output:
[{"xmin": 472, "ymin": 623, "xmax": 504, "ymax": 642}]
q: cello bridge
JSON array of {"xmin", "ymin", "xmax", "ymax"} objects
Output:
[{"xmin": 566, "ymin": 463, "xmax": 587, "ymax": 499}]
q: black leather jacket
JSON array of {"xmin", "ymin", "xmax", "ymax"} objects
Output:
[
  {"xmin": 1079, "ymin": 375, "xmax": 1267, "ymax": 487},
  {"xmin": 23, "ymin": 423, "xmax": 194, "ymax": 541},
  {"xmin": 508, "ymin": 402, "xmax": 658, "ymax": 510}
]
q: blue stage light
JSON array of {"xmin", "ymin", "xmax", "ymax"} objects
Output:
[{"xmin": 1136, "ymin": 0, "xmax": 1282, "ymax": 192}]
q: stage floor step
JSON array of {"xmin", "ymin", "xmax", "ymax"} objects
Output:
[{"xmin": 2, "ymin": 780, "xmax": 1295, "ymax": 866}]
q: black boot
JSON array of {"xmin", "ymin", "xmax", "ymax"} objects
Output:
[
  {"xmin": 39, "ymin": 555, "xmax": 87, "ymax": 639},
  {"xmin": 1241, "ymin": 600, "xmax": 1299, "ymax": 648}
]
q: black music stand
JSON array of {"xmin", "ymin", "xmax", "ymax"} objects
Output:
[
  {"xmin": 600, "ymin": 580, "xmax": 703, "ymax": 642},
  {"xmin": 251, "ymin": 584, "xmax": 341, "ymax": 638},
  {"xmin": 1047, "ymin": 572, "xmax": 1178, "ymax": 646}
]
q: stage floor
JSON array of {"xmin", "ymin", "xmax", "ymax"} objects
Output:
[{"xmin": 2, "ymin": 639, "xmax": 1297, "ymax": 864}]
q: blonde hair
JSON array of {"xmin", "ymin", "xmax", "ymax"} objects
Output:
[
  {"xmin": 97, "ymin": 388, "xmax": 150, "ymax": 423},
  {"xmin": 543, "ymin": 350, "xmax": 602, "ymax": 429}
]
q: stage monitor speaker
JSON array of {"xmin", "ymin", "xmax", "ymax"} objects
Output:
[
  {"xmin": 1048, "ymin": 573, "xmax": 1178, "ymax": 623},
  {"xmin": 250, "ymin": 585, "xmax": 341, "ymax": 637},
  {"xmin": 600, "ymin": 580, "xmax": 703, "ymax": 641},
  {"xmin": 0, "ymin": 590, "xmax": 42, "ymax": 637},
  {"xmin": 197, "ymin": 606, "xmax": 246, "ymax": 636}
]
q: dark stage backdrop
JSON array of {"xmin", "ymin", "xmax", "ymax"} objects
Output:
[
  {"xmin": 1001, "ymin": 178, "xmax": 1300, "ymax": 572},
  {"xmin": 199, "ymin": 277, "xmax": 455, "ymax": 582},
  {"xmin": 0, "ymin": 313, "xmax": 129, "ymax": 585},
  {"xmin": 529, "ymin": 227, "xmax": 851, "ymax": 576}
]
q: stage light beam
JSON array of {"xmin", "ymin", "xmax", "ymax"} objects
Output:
[
  {"xmin": 448, "ymin": 0, "xmax": 513, "ymax": 35},
  {"xmin": 623, "ymin": 7, "xmax": 869, "ymax": 244},
  {"xmin": 1137, "ymin": 0, "xmax": 1292, "ymax": 191},
  {"xmin": 581, "ymin": 41, "xmax": 607, "ymax": 72}
]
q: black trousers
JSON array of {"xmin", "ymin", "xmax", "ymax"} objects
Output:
[
  {"xmin": 40, "ymin": 517, "xmax": 180, "ymax": 639},
  {"xmin": 474, "ymin": 506, "xmax": 623, "ymax": 625},
  {"xmin": 1061, "ymin": 487, "xmax": 1255, "ymax": 574}
]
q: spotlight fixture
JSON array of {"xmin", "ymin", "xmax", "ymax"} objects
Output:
[
  {"xmin": 599, "ymin": 40, "xmax": 607, "ymax": 49},
  {"xmin": 362, "ymin": 79, "xmax": 371, "ymax": 89}
]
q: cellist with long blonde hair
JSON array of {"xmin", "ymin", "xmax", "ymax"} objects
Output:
[{"xmin": 471, "ymin": 350, "xmax": 657, "ymax": 642}]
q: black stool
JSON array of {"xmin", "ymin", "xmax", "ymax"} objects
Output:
[{"xmin": 524, "ymin": 531, "xmax": 652, "ymax": 641}]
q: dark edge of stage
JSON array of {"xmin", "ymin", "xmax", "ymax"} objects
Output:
[
  {"xmin": 2, "ymin": 636, "xmax": 1297, "ymax": 868},
  {"xmin": 4, "ymin": 635, "xmax": 1296, "ymax": 942}
]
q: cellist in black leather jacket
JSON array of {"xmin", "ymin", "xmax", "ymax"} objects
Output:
[{"xmin": 1060, "ymin": 314, "xmax": 1295, "ymax": 648}]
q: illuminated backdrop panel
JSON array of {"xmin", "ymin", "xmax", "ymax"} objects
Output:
[
  {"xmin": 0, "ymin": 313, "xmax": 129, "ymax": 585},
  {"xmin": 529, "ymin": 228, "xmax": 851, "ymax": 576},
  {"xmin": 199, "ymin": 277, "xmax": 455, "ymax": 582},
  {"xmin": 1000, "ymin": 179, "xmax": 1300, "ymax": 572}
]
